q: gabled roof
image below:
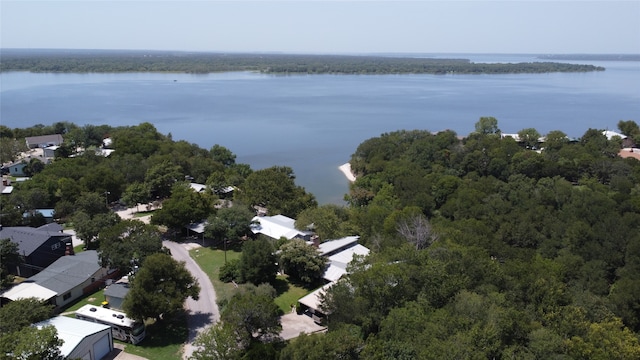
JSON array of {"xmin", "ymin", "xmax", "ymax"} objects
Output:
[
  {"xmin": 29, "ymin": 251, "xmax": 102, "ymax": 294},
  {"xmin": 34, "ymin": 316, "xmax": 111, "ymax": 358},
  {"xmin": 317, "ymin": 236, "xmax": 360, "ymax": 256},
  {"xmin": 251, "ymin": 215, "xmax": 310, "ymax": 240},
  {"xmin": 0, "ymin": 226, "xmax": 71, "ymax": 257},
  {"xmin": 0, "ymin": 282, "xmax": 57, "ymax": 302},
  {"xmin": 323, "ymin": 243, "xmax": 370, "ymax": 282},
  {"xmin": 25, "ymin": 134, "xmax": 64, "ymax": 147}
]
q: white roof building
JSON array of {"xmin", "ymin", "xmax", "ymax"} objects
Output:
[
  {"xmin": 34, "ymin": 316, "xmax": 113, "ymax": 360},
  {"xmin": 1, "ymin": 282, "xmax": 57, "ymax": 302},
  {"xmin": 317, "ymin": 236, "xmax": 360, "ymax": 256},
  {"xmin": 251, "ymin": 214, "xmax": 311, "ymax": 240},
  {"xmin": 603, "ymin": 130, "xmax": 627, "ymax": 140},
  {"xmin": 298, "ymin": 283, "xmax": 334, "ymax": 316},
  {"xmin": 323, "ymin": 244, "xmax": 370, "ymax": 282}
]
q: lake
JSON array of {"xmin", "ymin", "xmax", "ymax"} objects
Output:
[{"xmin": 1, "ymin": 54, "xmax": 639, "ymax": 204}]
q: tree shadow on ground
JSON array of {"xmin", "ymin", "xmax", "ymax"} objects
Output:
[{"xmin": 139, "ymin": 310, "xmax": 188, "ymax": 348}]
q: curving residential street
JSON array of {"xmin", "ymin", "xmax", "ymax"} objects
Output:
[
  {"xmin": 162, "ymin": 240, "xmax": 219, "ymax": 360},
  {"xmin": 111, "ymin": 207, "xmax": 219, "ymax": 359}
]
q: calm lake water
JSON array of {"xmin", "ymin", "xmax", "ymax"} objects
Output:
[{"xmin": 1, "ymin": 55, "xmax": 639, "ymax": 204}]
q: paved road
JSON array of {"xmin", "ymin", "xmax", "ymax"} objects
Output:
[{"xmin": 163, "ymin": 240, "xmax": 219, "ymax": 359}]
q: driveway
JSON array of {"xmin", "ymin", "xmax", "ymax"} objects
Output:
[
  {"xmin": 280, "ymin": 313, "xmax": 327, "ymax": 340},
  {"xmin": 163, "ymin": 240, "xmax": 219, "ymax": 359}
]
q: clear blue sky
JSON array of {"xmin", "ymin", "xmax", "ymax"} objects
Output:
[{"xmin": 2, "ymin": 1, "xmax": 639, "ymax": 54}]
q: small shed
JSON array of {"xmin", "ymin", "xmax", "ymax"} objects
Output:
[{"xmin": 104, "ymin": 281, "xmax": 130, "ymax": 310}]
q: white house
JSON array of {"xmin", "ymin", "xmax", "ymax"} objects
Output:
[
  {"xmin": 251, "ymin": 214, "xmax": 312, "ymax": 240},
  {"xmin": 34, "ymin": 316, "xmax": 113, "ymax": 360}
]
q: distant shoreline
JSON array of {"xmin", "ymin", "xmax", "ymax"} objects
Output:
[{"xmin": 339, "ymin": 163, "xmax": 356, "ymax": 182}]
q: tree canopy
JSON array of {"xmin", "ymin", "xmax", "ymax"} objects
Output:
[
  {"xmin": 278, "ymin": 239, "xmax": 327, "ymax": 286},
  {"xmin": 98, "ymin": 219, "xmax": 164, "ymax": 274},
  {"xmin": 236, "ymin": 166, "xmax": 317, "ymax": 218},
  {"xmin": 123, "ymin": 253, "xmax": 200, "ymax": 321}
]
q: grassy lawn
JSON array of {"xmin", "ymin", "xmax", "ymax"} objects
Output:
[
  {"xmin": 272, "ymin": 275, "xmax": 311, "ymax": 313},
  {"xmin": 189, "ymin": 247, "xmax": 313, "ymax": 314},
  {"xmin": 190, "ymin": 246, "xmax": 241, "ymax": 304},
  {"xmin": 123, "ymin": 313, "xmax": 187, "ymax": 360},
  {"xmin": 62, "ymin": 288, "xmax": 106, "ymax": 314}
]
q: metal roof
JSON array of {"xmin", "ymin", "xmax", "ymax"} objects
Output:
[
  {"xmin": 250, "ymin": 215, "xmax": 309, "ymax": 240},
  {"xmin": 0, "ymin": 282, "xmax": 57, "ymax": 301},
  {"xmin": 317, "ymin": 236, "xmax": 360, "ymax": 256},
  {"xmin": 298, "ymin": 283, "xmax": 333, "ymax": 314},
  {"xmin": 34, "ymin": 316, "xmax": 111, "ymax": 358}
]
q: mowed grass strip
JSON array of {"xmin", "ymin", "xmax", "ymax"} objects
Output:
[{"xmin": 189, "ymin": 247, "xmax": 241, "ymax": 304}]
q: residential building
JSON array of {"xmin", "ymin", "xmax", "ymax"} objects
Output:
[
  {"xmin": 0, "ymin": 224, "xmax": 72, "ymax": 277},
  {"xmin": 25, "ymin": 134, "xmax": 64, "ymax": 149},
  {"xmin": 251, "ymin": 214, "xmax": 313, "ymax": 240}
]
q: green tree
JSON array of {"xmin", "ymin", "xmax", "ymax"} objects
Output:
[
  {"xmin": 123, "ymin": 253, "xmax": 200, "ymax": 321},
  {"xmin": 0, "ymin": 238, "xmax": 22, "ymax": 289},
  {"xmin": 278, "ymin": 239, "xmax": 327, "ymax": 286},
  {"xmin": 281, "ymin": 324, "xmax": 364, "ymax": 360},
  {"xmin": 0, "ymin": 325, "xmax": 63, "ymax": 360},
  {"xmin": 22, "ymin": 158, "xmax": 45, "ymax": 177},
  {"xmin": 517, "ymin": 127, "xmax": 541, "ymax": 149},
  {"xmin": 238, "ymin": 238, "xmax": 277, "ymax": 285},
  {"xmin": 145, "ymin": 160, "xmax": 183, "ymax": 199},
  {"xmin": 0, "ymin": 137, "xmax": 27, "ymax": 164},
  {"xmin": 294, "ymin": 204, "xmax": 350, "ymax": 241},
  {"xmin": 237, "ymin": 166, "xmax": 317, "ymax": 218},
  {"xmin": 617, "ymin": 120, "xmax": 640, "ymax": 141},
  {"xmin": 221, "ymin": 284, "xmax": 281, "ymax": 344},
  {"xmin": 210, "ymin": 144, "xmax": 236, "ymax": 167},
  {"xmin": 151, "ymin": 182, "xmax": 214, "ymax": 230},
  {"xmin": 98, "ymin": 219, "xmax": 163, "ymax": 274},
  {"xmin": 474, "ymin": 116, "xmax": 501, "ymax": 136},
  {"xmin": 0, "ymin": 297, "xmax": 55, "ymax": 334},
  {"xmin": 204, "ymin": 205, "xmax": 255, "ymax": 245},
  {"xmin": 544, "ymin": 130, "xmax": 569, "ymax": 152},
  {"xmin": 73, "ymin": 211, "xmax": 121, "ymax": 250},
  {"xmin": 74, "ymin": 191, "xmax": 109, "ymax": 217},
  {"xmin": 191, "ymin": 323, "xmax": 242, "ymax": 360},
  {"xmin": 121, "ymin": 182, "xmax": 152, "ymax": 212}
]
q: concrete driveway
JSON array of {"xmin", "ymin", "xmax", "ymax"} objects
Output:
[{"xmin": 280, "ymin": 313, "xmax": 327, "ymax": 340}]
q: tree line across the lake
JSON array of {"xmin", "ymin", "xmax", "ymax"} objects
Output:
[
  {"xmin": 2, "ymin": 118, "xmax": 640, "ymax": 359},
  {"xmin": 0, "ymin": 49, "xmax": 605, "ymax": 74}
]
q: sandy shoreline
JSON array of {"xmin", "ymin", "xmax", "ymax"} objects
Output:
[{"xmin": 339, "ymin": 162, "xmax": 356, "ymax": 182}]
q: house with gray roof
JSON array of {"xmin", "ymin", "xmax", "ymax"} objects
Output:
[
  {"xmin": 0, "ymin": 224, "xmax": 72, "ymax": 277},
  {"xmin": 25, "ymin": 134, "xmax": 64, "ymax": 149},
  {"xmin": 27, "ymin": 250, "xmax": 113, "ymax": 309}
]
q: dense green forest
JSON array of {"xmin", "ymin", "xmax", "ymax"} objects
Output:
[
  {"xmin": 2, "ymin": 118, "xmax": 640, "ymax": 359},
  {"xmin": 0, "ymin": 49, "xmax": 604, "ymax": 74}
]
